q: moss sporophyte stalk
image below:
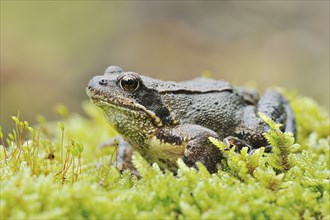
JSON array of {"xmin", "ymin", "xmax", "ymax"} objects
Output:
[{"xmin": 0, "ymin": 94, "xmax": 329, "ymax": 219}]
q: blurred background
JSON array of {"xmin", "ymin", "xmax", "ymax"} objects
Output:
[{"xmin": 1, "ymin": 1, "xmax": 329, "ymax": 135}]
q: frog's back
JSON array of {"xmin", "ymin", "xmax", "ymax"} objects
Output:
[
  {"xmin": 185, "ymin": 91, "xmax": 244, "ymax": 138},
  {"xmin": 142, "ymin": 76, "xmax": 233, "ymax": 93},
  {"xmin": 142, "ymin": 76, "xmax": 247, "ymax": 138},
  {"xmin": 157, "ymin": 79, "xmax": 245, "ymax": 139}
]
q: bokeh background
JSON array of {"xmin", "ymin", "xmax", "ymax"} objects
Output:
[{"xmin": 1, "ymin": 1, "xmax": 329, "ymax": 135}]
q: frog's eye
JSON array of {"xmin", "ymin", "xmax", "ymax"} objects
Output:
[{"xmin": 119, "ymin": 75, "xmax": 140, "ymax": 92}]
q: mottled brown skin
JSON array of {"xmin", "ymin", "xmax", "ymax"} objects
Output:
[{"xmin": 86, "ymin": 66, "xmax": 296, "ymax": 173}]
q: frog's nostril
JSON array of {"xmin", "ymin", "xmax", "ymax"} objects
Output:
[{"xmin": 99, "ymin": 79, "xmax": 107, "ymax": 86}]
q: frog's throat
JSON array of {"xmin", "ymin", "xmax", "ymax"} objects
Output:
[{"xmin": 90, "ymin": 97, "xmax": 163, "ymax": 127}]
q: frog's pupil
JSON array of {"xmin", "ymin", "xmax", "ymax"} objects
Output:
[
  {"xmin": 126, "ymin": 78, "xmax": 135, "ymax": 85},
  {"xmin": 121, "ymin": 76, "xmax": 139, "ymax": 91}
]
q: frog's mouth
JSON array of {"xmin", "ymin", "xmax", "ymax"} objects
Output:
[{"xmin": 86, "ymin": 87, "xmax": 163, "ymax": 127}]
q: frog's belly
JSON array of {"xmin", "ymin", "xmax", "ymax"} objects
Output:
[{"xmin": 144, "ymin": 137, "xmax": 186, "ymax": 171}]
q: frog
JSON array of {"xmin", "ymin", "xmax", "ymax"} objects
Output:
[{"xmin": 86, "ymin": 66, "xmax": 296, "ymax": 173}]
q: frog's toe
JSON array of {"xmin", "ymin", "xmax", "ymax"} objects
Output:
[
  {"xmin": 264, "ymin": 145, "xmax": 272, "ymax": 153},
  {"xmin": 248, "ymin": 145, "xmax": 272, "ymax": 156}
]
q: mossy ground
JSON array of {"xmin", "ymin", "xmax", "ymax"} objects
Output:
[{"xmin": 1, "ymin": 94, "xmax": 329, "ymax": 219}]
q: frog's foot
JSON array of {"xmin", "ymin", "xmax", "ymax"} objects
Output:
[
  {"xmin": 223, "ymin": 136, "xmax": 272, "ymax": 155},
  {"xmin": 223, "ymin": 136, "xmax": 253, "ymax": 152}
]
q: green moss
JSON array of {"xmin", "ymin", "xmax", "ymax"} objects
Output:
[{"xmin": 1, "ymin": 95, "xmax": 329, "ymax": 219}]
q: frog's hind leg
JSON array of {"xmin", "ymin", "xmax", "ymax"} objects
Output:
[
  {"xmin": 236, "ymin": 87, "xmax": 296, "ymax": 134},
  {"xmin": 236, "ymin": 89, "xmax": 296, "ymax": 152},
  {"xmin": 283, "ymin": 98, "xmax": 297, "ymax": 136},
  {"xmin": 257, "ymin": 89, "xmax": 296, "ymax": 135}
]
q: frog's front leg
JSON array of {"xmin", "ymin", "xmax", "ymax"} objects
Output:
[
  {"xmin": 160, "ymin": 124, "xmax": 223, "ymax": 173},
  {"xmin": 114, "ymin": 137, "xmax": 135, "ymax": 171},
  {"xmin": 100, "ymin": 136, "xmax": 136, "ymax": 173}
]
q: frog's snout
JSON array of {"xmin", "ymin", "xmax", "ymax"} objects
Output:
[
  {"xmin": 86, "ymin": 76, "xmax": 108, "ymax": 99},
  {"xmin": 87, "ymin": 76, "xmax": 109, "ymax": 90}
]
